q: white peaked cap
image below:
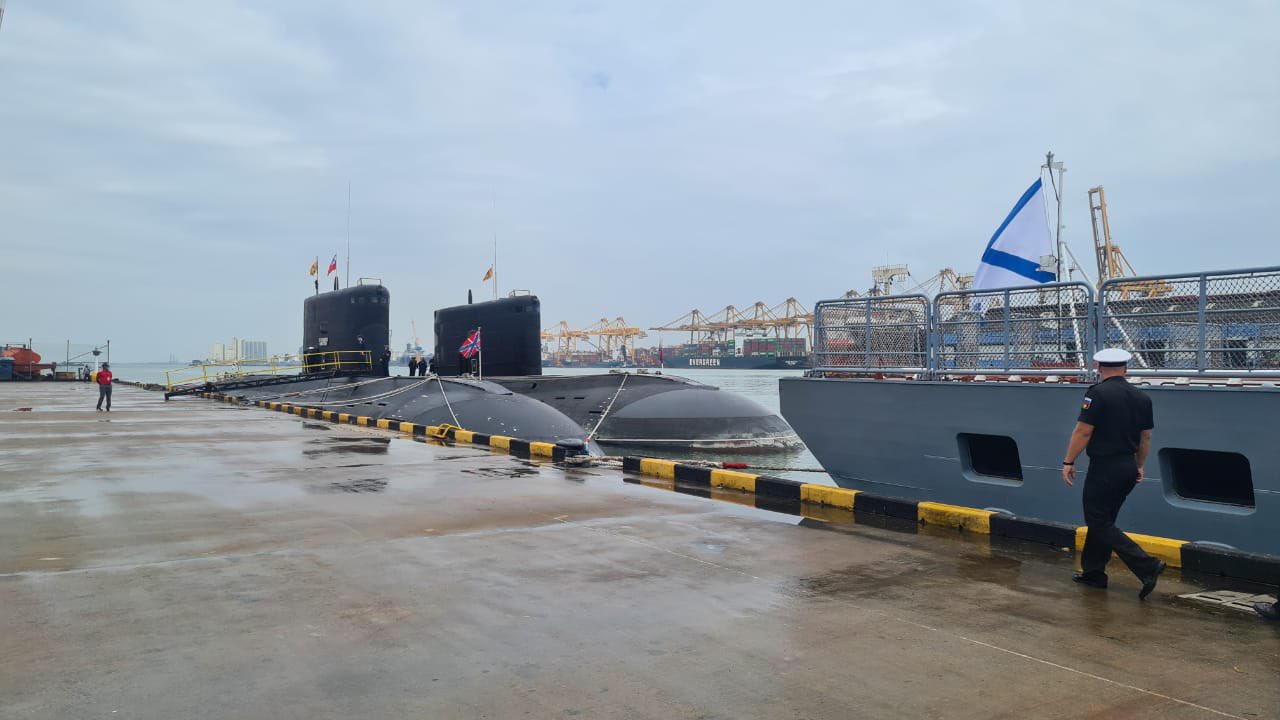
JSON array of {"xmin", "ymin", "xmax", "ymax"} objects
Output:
[{"xmin": 1093, "ymin": 348, "xmax": 1133, "ymax": 364}]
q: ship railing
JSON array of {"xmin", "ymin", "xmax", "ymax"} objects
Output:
[
  {"xmin": 164, "ymin": 350, "xmax": 373, "ymax": 392},
  {"xmin": 933, "ymin": 281, "xmax": 1095, "ymax": 377},
  {"xmin": 812, "ymin": 294, "xmax": 932, "ymax": 374},
  {"xmin": 1099, "ymin": 266, "xmax": 1280, "ymax": 376}
]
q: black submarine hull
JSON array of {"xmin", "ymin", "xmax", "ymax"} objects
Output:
[
  {"xmin": 435, "ymin": 296, "xmax": 801, "ymax": 451},
  {"xmin": 490, "ymin": 373, "xmax": 800, "ymax": 451},
  {"xmin": 195, "ymin": 285, "xmax": 801, "ymax": 454},
  {"xmin": 226, "ymin": 374, "xmax": 599, "ymax": 451}
]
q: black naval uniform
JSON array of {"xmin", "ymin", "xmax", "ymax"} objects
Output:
[{"xmin": 1076, "ymin": 376, "xmax": 1161, "ymax": 582}]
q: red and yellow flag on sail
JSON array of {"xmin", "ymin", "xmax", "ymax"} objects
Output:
[
  {"xmin": 482, "ymin": 266, "xmax": 494, "ymax": 282},
  {"xmin": 309, "ymin": 258, "xmax": 318, "ymax": 276}
]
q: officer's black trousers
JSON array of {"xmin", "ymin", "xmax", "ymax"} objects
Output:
[{"xmin": 1080, "ymin": 454, "xmax": 1160, "ymax": 580}]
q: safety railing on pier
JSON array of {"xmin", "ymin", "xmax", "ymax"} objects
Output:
[
  {"xmin": 811, "ymin": 266, "xmax": 1280, "ymax": 379},
  {"xmin": 164, "ymin": 350, "xmax": 373, "ymax": 393},
  {"xmin": 933, "ymin": 281, "xmax": 1094, "ymax": 376},
  {"xmin": 1099, "ymin": 266, "xmax": 1280, "ymax": 376},
  {"xmin": 812, "ymin": 295, "xmax": 931, "ymax": 373}
]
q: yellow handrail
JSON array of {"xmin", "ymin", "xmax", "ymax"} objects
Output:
[{"xmin": 165, "ymin": 350, "xmax": 374, "ymax": 392}]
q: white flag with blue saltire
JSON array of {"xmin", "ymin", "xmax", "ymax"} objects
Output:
[{"xmin": 971, "ymin": 177, "xmax": 1056, "ymax": 291}]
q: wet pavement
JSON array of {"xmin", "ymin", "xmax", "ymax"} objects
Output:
[{"xmin": 2, "ymin": 383, "xmax": 1277, "ymax": 719}]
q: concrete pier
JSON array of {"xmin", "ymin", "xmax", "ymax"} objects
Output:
[{"xmin": 2, "ymin": 384, "xmax": 1277, "ymax": 719}]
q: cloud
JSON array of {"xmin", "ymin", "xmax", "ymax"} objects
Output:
[{"xmin": 0, "ymin": 1, "xmax": 1277, "ymax": 361}]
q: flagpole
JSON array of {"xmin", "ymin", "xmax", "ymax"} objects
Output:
[
  {"xmin": 492, "ymin": 235, "xmax": 498, "ymax": 300},
  {"xmin": 1044, "ymin": 152, "xmax": 1066, "ymax": 280},
  {"xmin": 478, "ymin": 326, "xmax": 483, "ymax": 380}
]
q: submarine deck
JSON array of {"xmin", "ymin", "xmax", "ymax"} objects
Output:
[{"xmin": 1, "ymin": 384, "xmax": 1277, "ymax": 720}]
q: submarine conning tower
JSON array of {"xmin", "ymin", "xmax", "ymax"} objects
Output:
[
  {"xmin": 302, "ymin": 282, "xmax": 390, "ymax": 368},
  {"xmin": 434, "ymin": 294, "xmax": 542, "ymax": 377}
]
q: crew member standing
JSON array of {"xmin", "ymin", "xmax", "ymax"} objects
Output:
[
  {"xmin": 95, "ymin": 363, "xmax": 114, "ymax": 412},
  {"xmin": 1062, "ymin": 348, "xmax": 1166, "ymax": 599},
  {"xmin": 379, "ymin": 345, "xmax": 392, "ymax": 377}
]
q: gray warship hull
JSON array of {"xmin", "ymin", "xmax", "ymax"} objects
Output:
[
  {"xmin": 781, "ymin": 376, "xmax": 1279, "ymax": 555},
  {"xmin": 783, "ymin": 266, "xmax": 1280, "ymax": 557}
]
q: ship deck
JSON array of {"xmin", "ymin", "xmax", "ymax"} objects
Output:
[{"xmin": 2, "ymin": 383, "xmax": 1277, "ymax": 719}]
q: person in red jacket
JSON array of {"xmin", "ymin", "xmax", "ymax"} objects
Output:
[{"xmin": 96, "ymin": 363, "xmax": 113, "ymax": 412}]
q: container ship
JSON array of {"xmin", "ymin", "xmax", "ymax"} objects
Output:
[
  {"xmin": 660, "ymin": 336, "xmax": 810, "ymax": 369},
  {"xmin": 542, "ymin": 337, "xmax": 810, "ymax": 369}
]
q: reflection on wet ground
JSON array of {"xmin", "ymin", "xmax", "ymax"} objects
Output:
[
  {"xmin": 302, "ymin": 436, "xmax": 392, "ymax": 456},
  {"xmin": 2, "ymin": 383, "xmax": 1276, "ymax": 720},
  {"xmin": 321, "ymin": 478, "xmax": 389, "ymax": 494}
]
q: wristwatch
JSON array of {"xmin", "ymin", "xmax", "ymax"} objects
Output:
[{"xmin": 1062, "ymin": 461, "xmax": 1074, "ymax": 466}]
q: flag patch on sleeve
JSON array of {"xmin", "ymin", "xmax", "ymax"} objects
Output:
[{"xmin": 1081, "ymin": 397, "xmax": 1093, "ymax": 410}]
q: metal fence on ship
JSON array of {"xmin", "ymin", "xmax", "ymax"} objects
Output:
[
  {"xmin": 1099, "ymin": 267, "xmax": 1280, "ymax": 376},
  {"xmin": 811, "ymin": 266, "xmax": 1280, "ymax": 379},
  {"xmin": 933, "ymin": 281, "xmax": 1094, "ymax": 376},
  {"xmin": 812, "ymin": 294, "xmax": 931, "ymax": 373}
]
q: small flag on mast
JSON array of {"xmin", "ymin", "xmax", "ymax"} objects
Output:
[
  {"xmin": 327, "ymin": 255, "xmax": 338, "ymax": 276},
  {"xmin": 459, "ymin": 329, "xmax": 482, "ymax": 358},
  {"xmin": 309, "ymin": 258, "xmax": 318, "ymax": 276},
  {"xmin": 482, "ymin": 266, "xmax": 494, "ymax": 282}
]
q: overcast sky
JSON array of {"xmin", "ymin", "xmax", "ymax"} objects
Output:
[{"xmin": 2, "ymin": 1, "xmax": 1277, "ymax": 361}]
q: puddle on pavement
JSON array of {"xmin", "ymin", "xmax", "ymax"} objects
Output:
[
  {"xmin": 461, "ymin": 465, "xmax": 541, "ymax": 479},
  {"xmin": 302, "ymin": 437, "xmax": 392, "ymax": 457},
  {"xmin": 319, "ymin": 478, "xmax": 389, "ymax": 494}
]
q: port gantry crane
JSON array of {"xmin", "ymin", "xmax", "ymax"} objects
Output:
[
  {"xmin": 580, "ymin": 318, "xmax": 648, "ymax": 357},
  {"xmin": 541, "ymin": 318, "xmax": 647, "ymax": 362},
  {"xmin": 1088, "ymin": 186, "xmax": 1172, "ymax": 299},
  {"xmin": 649, "ymin": 299, "xmax": 814, "ymax": 343},
  {"xmin": 844, "ymin": 265, "xmax": 974, "ymax": 301}
]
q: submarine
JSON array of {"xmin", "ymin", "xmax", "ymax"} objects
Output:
[
  {"xmin": 186, "ymin": 281, "xmax": 800, "ymax": 453},
  {"xmin": 433, "ymin": 293, "xmax": 801, "ymax": 452},
  {"xmin": 219, "ymin": 282, "xmax": 598, "ymax": 451}
]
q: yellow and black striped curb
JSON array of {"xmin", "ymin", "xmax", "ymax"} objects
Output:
[
  {"xmin": 197, "ymin": 392, "xmax": 570, "ymax": 462},
  {"xmin": 622, "ymin": 457, "xmax": 1280, "ymax": 586}
]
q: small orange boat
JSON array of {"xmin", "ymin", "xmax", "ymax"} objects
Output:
[{"xmin": 1, "ymin": 345, "xmax": 54, "ymax": 379}]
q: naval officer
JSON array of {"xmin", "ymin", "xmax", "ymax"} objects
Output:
[{"xmin": 1061, "ymin": 348, "xmax": 1166, "ymax": 599}]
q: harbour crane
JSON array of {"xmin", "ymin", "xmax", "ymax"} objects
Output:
[
  {"xmin": 846, "ymin": 264, "xmax": 913, "ymax": 298},
  {"xmin": 580, "ymin": 318, "xmax": 648, "ymax": 357},
  {"xmin": 651, "ymin": 299, "xmax": 814, "ymax": 342},
  {"xmin": 541, "ymin": 321, "xmax": 590, "ymax": 362},
  {"xmin": 903, "ymin": 267, "xmax": 975, "ymax": 299},
  {"xmin": 650, "ymin": 309, "xmax": 712, "ymax": 343},
  {"xmin": 767, "ymin": 298, "xmax": 813, "ymax": 339},
  {"xmin": 1088, "ymin": 186, "xmax": 1172, "ymax": 299}
]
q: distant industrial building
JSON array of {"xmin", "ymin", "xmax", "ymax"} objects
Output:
[
  {"xmin": 207, "ymin": 339, "xmax": 268, "ymax": 362},
  {"xmin": 238, "ymin": 340, "xmax": 268, "ymax": 361}
]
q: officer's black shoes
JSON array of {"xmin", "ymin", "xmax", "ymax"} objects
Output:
[
  {"xmin": 1072, "ymin": 572, "xmax": 1108, "ymax": 589},
  {"xmin": 1138, "ymin": 560, "xmax": 1167, "ymax": 600},
  {"xmin": 1254, "ymin": 601, "xmax": 1280, "ymax": 621}
]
